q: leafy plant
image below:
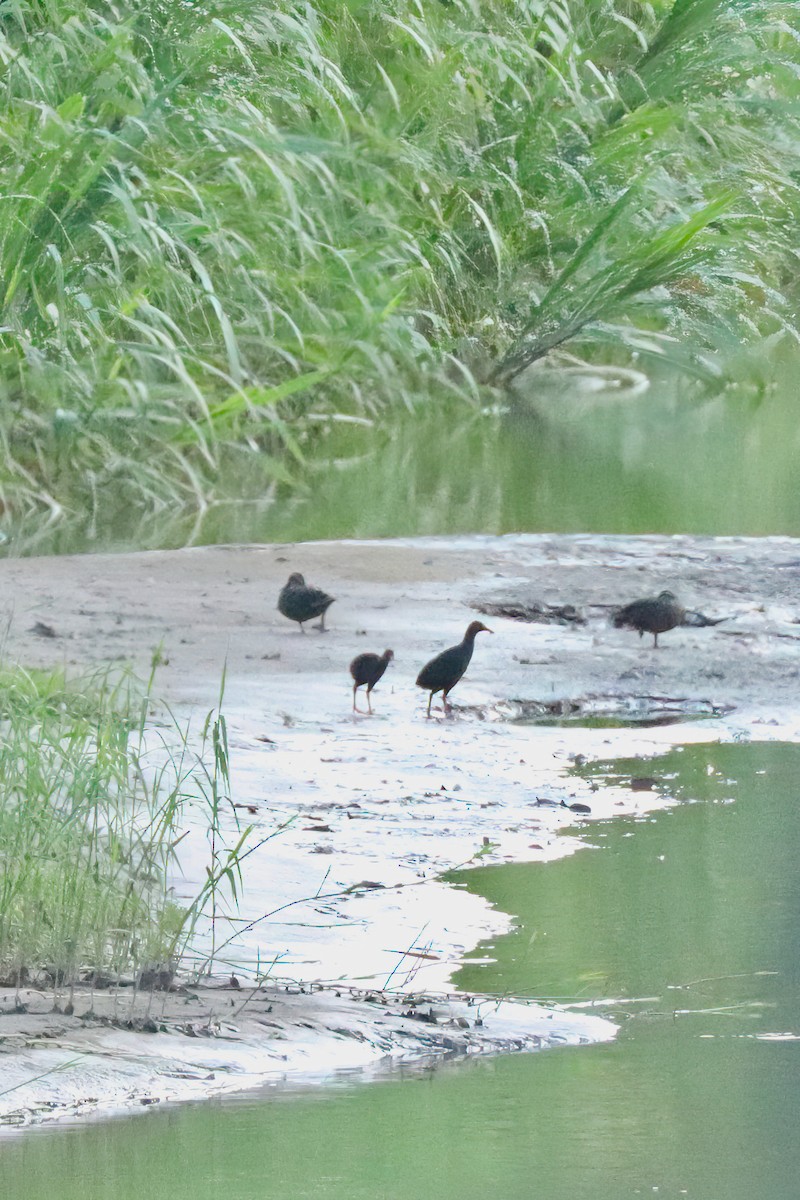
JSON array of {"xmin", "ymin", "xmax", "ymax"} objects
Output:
[
  {"xmin": 0, "ymin": 0, "xmax": 796, "ymax": 537},
  {"xmin": 0, "ymin": 663, "xmax": 249, "ymax": 994}
]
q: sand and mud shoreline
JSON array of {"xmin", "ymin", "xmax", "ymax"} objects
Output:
[{"xmin": 1, "ymin": 532, "xmax": 798, "ymax": 1130}]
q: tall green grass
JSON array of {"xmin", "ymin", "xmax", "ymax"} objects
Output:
[
  {"xmin": 0, "ymin": 0, "xmax": 797, "ymax": 534},
  {"xmin": 0, "ymin": 664, "xmax": 243, "ymax": 993}
]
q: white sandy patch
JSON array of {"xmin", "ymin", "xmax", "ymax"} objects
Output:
[{"xmin": 1, "ymin": 531, "xmax": 798, "ymax": 1129}]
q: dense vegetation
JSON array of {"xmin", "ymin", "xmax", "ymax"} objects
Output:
[
  {"xmin": 0, "ymin": 665, "xmax": 240, "ymax": 991},
  {"xmin": 0, "ymin": 0, "xmax": 798, "ymax": 534}
]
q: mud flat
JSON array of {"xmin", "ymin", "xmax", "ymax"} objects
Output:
[
  {"xmin": 1, "ymin": 533, "xmax": 798, "ymax": 1129},
  {"xmin": 0, "ymin": 983, "xmax": 617, "ymax": 1128}
]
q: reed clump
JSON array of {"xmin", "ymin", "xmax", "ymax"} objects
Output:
[
  {"xmin": 0, "ymin": 1, "xmax": 797, "ymax": 534},
  {"xmin": 0, "ymin": 664, "xmax": 240, "ymax": 993}
]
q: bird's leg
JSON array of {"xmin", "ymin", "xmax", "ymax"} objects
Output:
[
  {"xmin": 653, "ymin": 633, "xmax": 659, "ymax": 649},
  {"xmin": 426, "ymin": 692, "xmax": 433, "ymax": 718},
  {"xmin": 367, "ymin": 688, "xmax": 373, "ymax": 715},
  {"xmin": 318, "ymin": 611, "xmax": 327, "ymax": 632},
  {"xmin": 299, "ymin": 622, "xmax": 306, "ymax": 635},
  {"xmin": 352, "ymin": 685, "xmax": 359, "ymax": 712},
  {"xmin": 442, "ymin": 690, "xmax": 451, "ymax": 714}
]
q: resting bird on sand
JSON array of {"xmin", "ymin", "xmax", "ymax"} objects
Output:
[
  {"xmin": 613, "ymin": 590, "xmax": 685, "ymax": 648},
  {"xmin": 416, "ymin": 621, "xmax": 492, "ymax": 717},
  {"xmin": 350, "ymin": 649, "xmax": 394, "ymax": 714},
  {"xmin": 278, "ymin": 573, "xmax": 335, "ymax": 632}
]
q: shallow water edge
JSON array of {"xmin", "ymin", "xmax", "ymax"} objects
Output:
[{"xmin": 0, "ymin": 532, "xmax": 798, "ymax": 1130}]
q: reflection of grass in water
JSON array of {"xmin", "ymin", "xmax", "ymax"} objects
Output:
[
  {"xmin": 568, "ymin": 743, "xmax": 738, "ymax": 799},
  {"xmin": 14, "ymin": 353, "xmax": 800, "ymax": 554},
  {"xmin": 512, "ymin": 714, "xmax": 709, "ymax": 729},
  {"xmin": 453, "ymin": 743, "xmax": 800, "ymax": 1009},
  {"xmin": 0, "ymin": 664, "xmax": 247, "ymax": 997}
]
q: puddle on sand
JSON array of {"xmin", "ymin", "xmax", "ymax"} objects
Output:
[
  {"xmin": 477, "ymin": 695, "xmax": 734, "ymax": 728},
  {"xmin": 511, "ymin": 712, "xmax": 717, "ymax": 729}
]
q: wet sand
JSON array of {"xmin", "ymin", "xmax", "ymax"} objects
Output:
[{"xmin": 1, "ymin": 533, "xmax": 798, "ymax": 1129}]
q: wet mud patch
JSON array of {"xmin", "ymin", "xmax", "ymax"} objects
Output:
[
  {"xmin": 475, "ymin": 600, "xmax": 587, "ymax": 626},
  {"xmin": 0, "ymin": 982, "xmax": 617, "ymax": 1130},
  {"xmin": 459, "ymin": 695, "xmax": 735, "ymax": 727},
  {"xmin": 473, "ymin": 599, "xmax": 729, "ymax": 630}
]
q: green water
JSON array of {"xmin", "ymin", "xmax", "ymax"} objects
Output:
[
  {"xmin": 4, "ymin": 742, "xmax": 798, "ymax": 1199},
  {"xmin": 12, "ymin": 360, "xmax": 800, "ymax": 556}
]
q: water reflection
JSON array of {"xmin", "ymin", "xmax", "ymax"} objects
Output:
[
  {"xmin": 5, "ymin": 358, "xmax": 800, "ymax": 556},
  {"xmin": 3, "ymin": 744, "xmax": 799, "ymax": 1200}
]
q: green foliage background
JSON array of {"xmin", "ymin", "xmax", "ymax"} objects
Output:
[{"xmin": 0, "ymin": 0, "xmax": 798, "ymax": 526}]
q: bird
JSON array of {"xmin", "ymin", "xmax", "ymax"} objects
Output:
[
  {"xmin": 613, "ymin": 590, "xmax": 685, "ymax": 648},
  {"xmin": 416, "ymin": 621, "xmax": 492, "ymax": 717},
  {"xmin": 278, "ymin": 573, "xmax": 335, "ymax": 632},
  {"xmin": 349, "ymin": 649, "xmax": 394, "ymax": 714},
  {"xmin": 561, "ymin": 799, "xmax": 591, "ymax": 814}
]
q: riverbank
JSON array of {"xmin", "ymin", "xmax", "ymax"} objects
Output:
[
  {"xmin": 1, "ymin": 533, "xmax": 798, "ymax": 1130},
  {"xmin": 0, "ymin": 982, "xmax": 617, "ymax": 1128}
]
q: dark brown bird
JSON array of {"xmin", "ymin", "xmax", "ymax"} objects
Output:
[
  {"xmin": 613, "ymin": 590, "xmax": 685, "ymax": 648},
  {"xmin": 350, "ymin": 649, "xmax": 394, "ymax": 714},
  {"xmin": 278, "ymin": 573, "xmax": 335, "ymax": 632},
  {"xmin": 416, "ymin": 621, "xmax": 492, "ymax": 717}
]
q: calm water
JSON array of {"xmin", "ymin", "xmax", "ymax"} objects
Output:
[
  {"xmin": 4, "ymin": 742, "xmax": 798, "ymax": 1199},
  {"xmin": 12, "ymin": 357, "xmax": 800, "ymax": 556}
]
